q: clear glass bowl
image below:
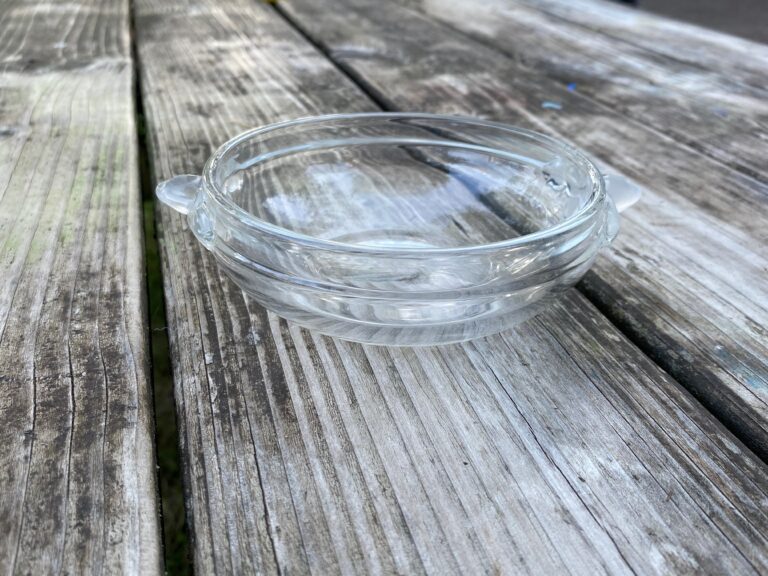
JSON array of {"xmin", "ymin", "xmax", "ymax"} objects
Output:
[{"xmin": 157, "ymin": 113, "xmax": 639, "ymax": 345}]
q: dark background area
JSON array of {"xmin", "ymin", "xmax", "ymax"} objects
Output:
[{"xmin": 632, "ymin": 0, "xmax": 768, "ymax": 44}]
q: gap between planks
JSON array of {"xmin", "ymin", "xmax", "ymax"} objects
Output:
[{"xmin": 129, "ymin": 0, "xmax": 193, "ymax": 570}]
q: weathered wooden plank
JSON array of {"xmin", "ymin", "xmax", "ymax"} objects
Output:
[
  {"xmin": 0, "ymin": 0, "xmax": 161, "ymax": 573},
  {"xmin": 137, "ymin": 0, "xmax": 768, "ymax": 573},
  {"xmin": 397, "ymin": 0, "xmax": 768, "ymax": 184},
  {"xmin": 523, "ymin": 0, "xmax": 768, "ymax": 93},
  {"xmin": 278, "ymin": 0, "xmax": 768, "ymax": 461}
]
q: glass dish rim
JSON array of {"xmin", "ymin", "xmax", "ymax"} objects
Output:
[{"xmin": 201, "ymin": 112, "xmax": 606, "ymax": 256}]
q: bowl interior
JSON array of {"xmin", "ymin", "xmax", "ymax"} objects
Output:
[{"xmin": 212, "ymin": 115, "xmax": 599, "ymax": 250}]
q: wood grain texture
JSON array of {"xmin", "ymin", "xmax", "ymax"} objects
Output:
[
  {"xmin": 397, "ymin": 0, "xmax": 768, "ymax": 184},
  {"xmin": 278, "ymin": 0, "xmax": 768, "ymax": 461},
  {"xmin": 523, "ymin": 0, "xmax": 768, "ymax": 93},
  {"xmin": 137, "ymin": 0, "xmax": 768, "ymax": 573},
  {"xmin": 0, "ymin": 0, "xmax": 161, "ymax": 573}
]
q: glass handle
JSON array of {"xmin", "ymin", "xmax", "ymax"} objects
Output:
[
  {"xmin": 603, "ymin": 193, "xmax": 621, "ymax": 245},
  {"xmin": 599, "ymin": 171, "xmax": 642, "ymax": 246},
  {"xmin": 156, "ymin": 174, "xmax": 215, "ymax": 251},
  {"xmin": 604, "ymin": 172, "xmax": 641, "ymax": 213},
  {"xmin": 156, "ymin": 174, "xmax": 203, "ymax": 215}
]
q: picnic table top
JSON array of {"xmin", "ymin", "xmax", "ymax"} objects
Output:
[{"xmin": 1, "ymin": 0, "xmax": 767, "ymax": 573}]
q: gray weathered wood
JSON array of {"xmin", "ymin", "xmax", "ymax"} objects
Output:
[
  {"xmin": 137, "ymin": 0, "xmax": 768, "ymax": 573},
  {"xmin": 524, "ymin": 0, "xmax": 768, "ymax": 93},
  {"xmin": 0, "ymin": 0, "xmax": 162, "ymax": 573},
  {"xmin": 278, "ymin": 0, "xmax": 768, "ymax": 462},
  {"xmin": 397, "ymin": 0, "xmax": 768, "ymax": 184}
]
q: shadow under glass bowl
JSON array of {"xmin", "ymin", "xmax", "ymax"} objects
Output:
[{"xmin": 157, "ymin": 113, "xmax": 639, "ymax": 346}]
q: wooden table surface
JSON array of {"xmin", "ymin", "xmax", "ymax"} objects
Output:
[{"xmin": 1, "ymin": 0, "xmax": 767, "ymax": 573}]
